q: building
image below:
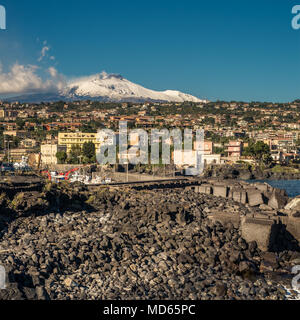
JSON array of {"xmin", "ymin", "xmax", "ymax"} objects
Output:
[
  {"xmin": 44, "ymin": 122, "xmax": 82, "ymax": 131},
  {"xmin": 203, "ymin": 154, "xmax": 221, "ymax": 165},
  {"xmin": 58, "ymin": 132, "xmax": 101, "ymax": 153},
  {"xmin": 268, "ymin": 137, "xmax": 295, "ymax": 154},
  {"xmin": 0, "ymin": 109, "xmax": 5, "ymax": 119},
  {"xmin": 3, "ymin": 130, "xmax": 28, "ymax": 137},
  {"xmin": 173, "ymin": 150, "xmax": 221, "ymax": 167},
  {"xmin": 20, "ymin": 138, "xmax": 37, "ymax": 149},
  {"xmin": 194, "ymin": 140, "xmax": 213, "ymax": 155},
  {"xmin": 129, "ymin": 131, "xmax": 148, "ymax": 146},
  {"xmin": 8, "ymin": 148, "xmax": 30, "ymax": 162},
  {"xmin": 1, "ymin": 110, "xmax": 18, "ymax": 120},
  {"xmin": 41, "ymin": 144, "xmax": 67, "ymax": 165},
  {"xmin": 226, "ymin": 141, "xmax": 243, "ymax": 160}
]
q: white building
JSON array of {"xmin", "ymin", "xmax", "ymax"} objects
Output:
[
  {"xmin": 41, "ymin": 144, "xmax": 66, "ymax": 165},
  {"xmin": 173, "ymin": 150, "xmax": 221, "ymax": 167}
]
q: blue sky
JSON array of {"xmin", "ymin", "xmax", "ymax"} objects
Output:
[{"xmin": 0, "ymin": 0, "xmax": 300, "ymax": 102}]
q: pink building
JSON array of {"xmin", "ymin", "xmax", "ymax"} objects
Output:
[
  {"xmin": 226, "ymin": 141, "xmax": 243, "ymax": 158},
  {"xmin": 194, "ymin": 141, "xmax": 213, "ymax": 155}
]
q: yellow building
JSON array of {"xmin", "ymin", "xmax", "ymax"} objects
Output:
[
  {"xmin": 0, "ymin": 109, "xmax": 5, "ymax": 119},
  {"xmin": 58, "ymin": 132, "xmax": 101, "ymax": 153}
]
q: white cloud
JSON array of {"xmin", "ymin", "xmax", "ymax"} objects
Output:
[
  {"xmin": 47, "ymin": 66, "xmax": 65, "ymax": 88},
  {"xmin": 38, "ymin": 46, "xmax": 50, "ymax": 62},
  {"xmin": 48, "ymin": 66, "xmax": 58, "ymax": 78},
  {"xmin": 0, "ymin": 63, "xmax": 66, "ymax": 95},
  {"xmin": 37, "ymin": 41, "xmax": 56, "ymax": 62},
  {"xmin": 0, "ymin": 41, "xmax": 66, "ymax": 96}
]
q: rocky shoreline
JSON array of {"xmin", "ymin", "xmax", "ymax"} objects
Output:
[
  {"xmin": 0, "ymin": 178, "xmax": 299, "ymax": 300},
  {"xmin": 202, "ymin": 164, "xmax": 300, "ymax": 181}
]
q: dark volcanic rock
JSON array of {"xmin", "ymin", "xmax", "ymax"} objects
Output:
[{"xmin": 0, "ymin": 182, "xmax": 297, "ymax": 300}]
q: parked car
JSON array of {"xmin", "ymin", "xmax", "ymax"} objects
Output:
[{"xmin": 0, "ymin": 163, "xmax": 15, "ymax": 172}]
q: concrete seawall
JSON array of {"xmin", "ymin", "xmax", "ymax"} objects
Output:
[{"xmin": 187, "ymin": 179, "xmax": 300, "ymax": 251}]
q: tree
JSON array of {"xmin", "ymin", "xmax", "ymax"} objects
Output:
[
  {"xmin": 82, "ymin": 141, "xmax": 96, "ymax": 163},
  {"xmin": 67, "ymin": 144, "xmax": 81, "ymax": 164},
  {"xmin": 16, "ymin": 119, "xmax": 25, "ymax": 130},
  {"xmin": 243, "ymin": 116, "xmax": 254, "ymax": 123},
  {"xmin": 56, "ymin": 151, "xmax": 67, "ymax": 164},
  {"xmin": 243, "ymin": 141, "xmax": 272, "ymax": 165},
  {"xmin": 11, "ymin": 136, "xmax": 20, "ymax": 148}
]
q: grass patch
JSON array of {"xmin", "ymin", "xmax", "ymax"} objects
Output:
[{"xmin": 271, "ymin": 165, "xmax": 300, "ymax": 174}]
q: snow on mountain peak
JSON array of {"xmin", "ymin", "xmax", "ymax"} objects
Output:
[{"xmin": 61, "ymin": 72, "xmax": 206, "ymax": 103}]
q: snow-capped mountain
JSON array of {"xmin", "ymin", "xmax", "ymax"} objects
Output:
[
  {"xmin": 61, "ymin": 72, "xmax": 205, "ymax": 103},
  {"xmin": 7, "ymin": 72, "xmax": 206, "ymax": 103}
]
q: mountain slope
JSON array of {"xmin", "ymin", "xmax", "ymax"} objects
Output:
[
  {"xmin": 6, "ymin": 72, "xmax": 206, "ymax": 103},
  {"xmin": 62, "ymin": 72, "xmax": 205, "ymax": 103}
]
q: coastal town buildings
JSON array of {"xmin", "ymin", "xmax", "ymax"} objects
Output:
[
  {"xmin": 226, "ymin": 141, "xmax": 243, "ymax": 160},
  {"xmin": 41, "ymin": 144, "xmax": 67, "ymax": 165},
  {"xmin": 0, "ymin": 100, "xmax": 300, "ymax": 167},
  {"xmin": 58, "ymin": 132, "xmax": 101, "ymax": 153}
]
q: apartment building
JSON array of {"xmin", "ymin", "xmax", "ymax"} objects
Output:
[
  {"xmin": 173, "ymin": 150, "xmax": 221, "ymax": 167},
  {"xmin": 20, "ymin": 138, "xmax": 37, "ymax": 149},
  {"xmin": 194, "ymin": 141, "xmax": 213, "ymax": 155},
  {"xmin": 0, "ymin": 109, "xmax": 5, "ymax": 119},
  {"xmin": 8, "ymin": 148, "xmax": 30, "ymax": 162},
  {"xmin": 226, "ymin": 141, "xmax": 243, "ymax": 159},
  {"xmin": 58, "ymin": 132, "xmax": 101, "ymax": 153},
  {"xmin": 41, "ymin": 144, "xmax": 67, "ymax": 165}
]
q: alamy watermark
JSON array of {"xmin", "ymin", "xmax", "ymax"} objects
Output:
[
  {"xmin": 0, "ymin": 5, "xmax": 6, "ymax": 30},
  {"xmin": 0, "ymin": 265, "xmax": 6, "ymax": 289},
  {"xmin": 292, "ymin": 265, "xmax": 300, "ymax": 291},
  {"xmin": 292, "ymin": 5, "xmax": 300, "ymax": 30},
  {"xmin": 96, "ymin": 121, "xmax": 205, "ymax": 176}
]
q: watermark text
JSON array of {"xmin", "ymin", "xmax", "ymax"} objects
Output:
[
  {"xmin": 292, "ymin": 5, "xmax": 300, "ymax": 30},
  {"xmin": 0, "ymin": 265, "xmax": 6, "ymax": 289},
  {"xmin": 292, "ymin": 265, "xmax": 300, "ymax": 291},
  {"xmin": 0, "ymin": 5, "xmax": 6, "ymax": 30},
  {"xmin": 96, "ymin": 121, "xmax": 205, "ymax": 176}
]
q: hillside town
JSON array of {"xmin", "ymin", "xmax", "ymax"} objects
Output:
[
  {"xmin": 3, "ymin": 0, "xmax": 300, "ymax": 308},
  {"xmin": 0, "ymin": 100, "xmax": 300, "ymax": 170}
]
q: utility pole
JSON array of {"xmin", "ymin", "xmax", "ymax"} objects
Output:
[
  {"xmin": 3, "ymin": 136, "xmax": 5, "ymax": 162},
  {"xmin": 7, "ymin": 141, "xmax": 10, "ymax": 163}
]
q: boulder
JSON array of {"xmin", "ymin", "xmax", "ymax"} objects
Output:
[
  {"xmin": 285, "ymin": 196, "xmax": 300, "ymax": 211},
  {"xmin": 207, "ymin": 212, "xmax": 240, "ymax": 228},
  {"xmin": 214, "ymin": 282, "xmax": 227, "ymax": 297},
  {"xmin": 260, "ymin": 252, "xmax": 279, "ymax": 272},
  {"xmin": 231, "ymin": 189, "xmax": 247, "ymax": 204},
  {"xmin": 213, "ymin": 185, "xmax": 228, "ymax": 198},
  {"xmin": 268, "ymin": 189, "xmax": 288, "ymax": 210},
  {"xmin": 259, "ymin": 204, "xmax": 274, "ymax": 211},
  {"xmin": 196, "ymin": 184, "xmax": 213, "ymax": 195},
  {"xmin": 241, "ymin": 217, "xmax": 279, "ymax": 251},
  {"xmin": 246, "ymin": 189, "xmax": 264, "ymax": 207},
  {"xmin": 292, "ymin": 212, "xmax": 300, "ymax": 218},
  {"xmin": 239, "ymin": 261, "xmax": 257, "ymax": 273},
  {"xmin": 280, "ymin": 216, "xmax": 300, "ymax": 244},
  {"xmin": 254, "ymin": 183, "xmax": 269, "ymax": 193}
]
